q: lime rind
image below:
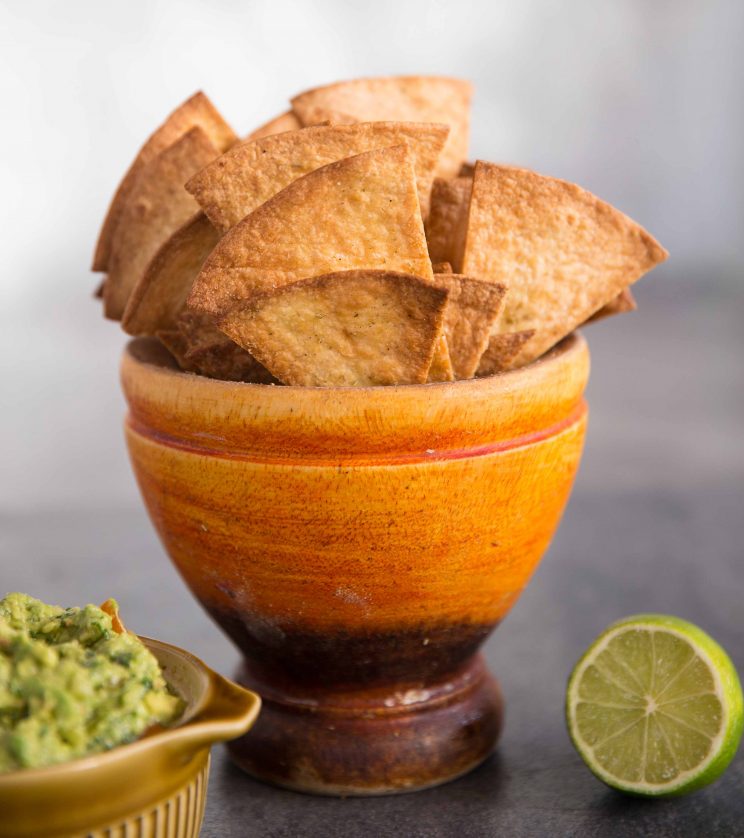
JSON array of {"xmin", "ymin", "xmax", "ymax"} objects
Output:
[{"xmin": 566, "ymin": 614, "xmax": 743, "ymax": 797}]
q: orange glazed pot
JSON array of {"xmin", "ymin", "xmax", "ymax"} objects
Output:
[{"xmin": 121, "ymin": 334, "xmax": 589, "ymax": 796}]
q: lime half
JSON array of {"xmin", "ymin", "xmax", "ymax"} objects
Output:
[{"xmin": 566, "ymin": 614, "xmax": 743, "ymax": 796}]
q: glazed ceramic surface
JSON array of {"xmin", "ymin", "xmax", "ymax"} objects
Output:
[
  {"xmin": 121, "ymin": 335, "xmax": 589, "ymax": 794},
  {"xmin": 0, "ymin": 638, "xmax": 260, "ymax": 838}
]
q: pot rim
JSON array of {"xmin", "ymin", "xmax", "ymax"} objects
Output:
[
  {"xmin": 124, "ymin": 332, "xmax": 586, "ymax": 394},
  {"xmin": 121, "ymin": 332, "xmax": 589, "ymax": 459}
]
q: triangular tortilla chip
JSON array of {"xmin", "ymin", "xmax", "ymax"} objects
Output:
[
  {"xmin": 186, "ymin": 342, "xmax": 277, "ymax": 383},
  {"xmin": 429, "ymin": 274, "xmax": 507, "ymax": 379},
  {"xmin": 172, "ymin": 310, "xmax": 231, "ymax": 355},
  {"xmin": 100, "ymin": 599, "xmax": 127, "ymax": 634},
  {"xmin": 104, "ymin": 127, "xmax": 219, "ymax": 320},
  {"xmin": 425, "ymin": 176, "xmax": 472, "ymax": 270},
  {"xmin": 427, "ymin": 334, "xmax": 454, "ymax": 382},
  {"xmin": 244, "ymin": 110, "xmax": 302, "ymax": 141},
  {"xmin": 218, "ymin": 270, "xmax": 448, "ymax": 387},
  {"xmin": 157, "ymin": 328, "xmax": 191, "ymax": 366},
  {"xmin": 187, "ymin": 122, "xmax": 448, "ymax": 231},
  {"xmin": 122, "ymin": 212, "xmax": 219, "ymax": 335},
  {"xmin": 461, "ymin": 162, "xmax": 668, "ymax": 365},
  {"xmin": 92, "ymin": 91, "xmax": 235, "ymax": 271},
  {"xmin": 188, "ymin": 144, "xmax": 433, "ymax": 317},
  {"xmin": 585, "ymin": 288, "xmax": 637, "ymax": 324},
  {"xmin": 158, "ymin": 310, "xmax": 276, "ymax": 383},
  {"xmin": 476, "ymin": 330, "xmax": 536, "ymax": 377},
  {"xmin": 290, "ymin": 76, "xmax": 471, "ymax": 179},
  {"xmin": 432, "ymin": 262, "xmax": 453, "ymax": 274}
]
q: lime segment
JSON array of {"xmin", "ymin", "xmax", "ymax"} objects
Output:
[{"xmin": 566, "ymin": 614, "xmax": 743, "ymax": 796}]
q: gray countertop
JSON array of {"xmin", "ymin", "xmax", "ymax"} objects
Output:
[{"xmin": 3, "ymin": 282, "xmax": 743, "ymax": 837}]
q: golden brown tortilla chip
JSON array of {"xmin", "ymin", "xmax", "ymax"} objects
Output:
[
  {"xmin": 188, "ymin": 144, "xmax": 433, "ymax": 317},
  {"xmin": 290, "ymin": 76, "xmax": 472, "ymax": 179},
  {"xmin": 244, "ymin": 110, "xmax": 302, "ymax": 141},
  {"xmin": 425, "ymin": 176, "xmax": 472, "ymax": 270},
  {"xmin": 172, "ymin": 309, "xmax": 228, "ymax": 354},
  {"xmin": 462, "ymin": 162, "xmax": 668, "ymax": 365},
  {"xmin": 427, "ymin": 334, "xmax": 455, "ymax": 382},
  {"xmin": 156, "ymin": 328, "xmax": 191, "ymax": 365},
  {"xmin": 432, "ymin": 262, "xmax": 453, "ymax": 274},
  {"xmin": 476, "ymin": 330, "xmax": 536, "ymax": 376},
  {"xmin": 92, "ymin": 91, "xmax": 235, "ymax": 272},
  {"xmin": 104, "ymin": 127, "xmax": 219, "ymax": 321},
  {"xmin": 187, "ymin": 122, "xmax": 448, "ymax": 231},
  {"xmin": 458, "ymin": 162, "xmax": 475, "ymax": 178},
  {"xmin": 585, "ymin": 288, "xmax": 637, "ymax": 324},
  {"xmin": 187, "ymin": 343, "xmax": 277, "ymax": 383},
  {"xmin": 218, "ymin": 270, "xmax": 448, "ymax": 387},
  {"xmin": 93, "ymin": 279, "xmax": 106, "ymax": 299},
  {"xmin": 429, "ymin": 274, "xmax": 507, "ymax": 379},
  {"xmin": 158, "ymin": 310, "xmax": 276, "ymax": 383},
  {"xmin": 100, "ymin": 599, "xmax": 127, "ymax": 634},
  {"xmin": 122, "ymin": 212, "xmax": 219, "ymax": 335}
]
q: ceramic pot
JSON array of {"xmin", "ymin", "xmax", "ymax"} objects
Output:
[{"xmin": 121, "ymin": 334, "xmax": 589, "ymax": 795}]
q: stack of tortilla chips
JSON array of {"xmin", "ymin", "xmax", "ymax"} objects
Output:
[{"xmin": 93, "ymin": 78, "xmax": 667, "ymax": 387}]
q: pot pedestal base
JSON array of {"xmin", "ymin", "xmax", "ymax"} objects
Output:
[{"xmin": 227, "ymin": 654, "xmax": 503, "ymax": 796}]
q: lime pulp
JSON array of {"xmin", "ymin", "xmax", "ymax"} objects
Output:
[{"xmin": 566, "ymin": 614, "xmax": 743, "ymax": 796}]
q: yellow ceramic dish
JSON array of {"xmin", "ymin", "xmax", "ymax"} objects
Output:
[{"xmin": 0, "ymin": 637, "xmax": 260, "ymax": 838}]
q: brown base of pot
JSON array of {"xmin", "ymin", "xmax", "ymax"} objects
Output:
[{"xmin": 227, "ymin": 654, "xmax": 503, "ymax": 796}]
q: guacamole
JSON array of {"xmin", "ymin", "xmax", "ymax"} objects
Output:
[{"xmin": 0, "ymin": 593, "xmax": 183, "ymax": 772}]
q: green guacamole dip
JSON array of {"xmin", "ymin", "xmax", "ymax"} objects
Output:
[{"xmin": 0, "ymin": 593, "xmax": 183, "ymax": 772}]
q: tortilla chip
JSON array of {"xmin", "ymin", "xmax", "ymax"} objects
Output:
[
  {"xmin": 157, "ymin": 328, "xmax": 191, "ymax": 364},
  {"xmin": 476, "ymin": 330, "xmax": 536, "ymax": 376},
  {"xmin": 173, "ymin": 309, "xmax": 228, "ymax": 354},
  {"xmin": 188, "ymin": 343, "xmax": 277, "ymax": 383},
  {"xmin": 93, "ymin": 91, "xmax": 235, "ymax": 272},
  {"xmin": 290, "ymin": 76, "xmax": 472, "ymax": 179},
  {"xmin": 432, "ymin": 262, "xmax": 453, "ymax": 274},
  {"xmin": 458, "ymin": 162, "xmax": 475, "ymax": 178},
  {"xmin": 187, "ymin": 122, "xmax": 448, "ymax": 231},
  {"xmin": 425, "ymin": 176, "xmax": 472, "ymax": 270},
  {"xmin": 218, "ymin": 270, "xmax": 448, "ymax": 387},
  {"xmin": 429, "ymin": 274, "xmax": 507, "ymax": 379},
  {"xmin": 93, "ymin": 279, "xmax": 106, "ymax": 299},
  {"xmin": 103, "ymin": 127, "xmax": 219, "ymax": 320},
  {"xmin": 100, "ymin": 599, "xmax": 127, "ymax": 634},
  {"xmin": 158, "ymin": 310, "xmax": 276, "ymax": 383},
  {"xmin": 462, "ymin": 162, "xmax": 668, "ymax": 365},
  {"xmin": 244, "ymin": 110, "xmax": 302, "ymax": 141},
  {"xmin": 122, "ymin": 212, "xmax": 219, "ymax": 335},
  {"xmin": 188, "ymin": 144, "xmax": 433, "ymax": 317},
  {"xmin": 427, "ymin": 334, "xmax": 455, "ymax": 382},
  {"xmin": 585, "ymin": 288, "xmax": 637, "ymax": 324}
]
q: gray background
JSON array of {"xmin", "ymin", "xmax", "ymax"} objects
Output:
[
  {"xmin": 1, "ymin": 2, "xmax": 743, "ymax": 835},
  {"xmin": 1, "ymin": 0, "xmax": 742, "ymax": 512}
]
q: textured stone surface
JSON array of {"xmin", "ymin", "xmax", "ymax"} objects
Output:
[{"xmin": 3, "ymin": 485, "xmax": 742, "ymax": 836}]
